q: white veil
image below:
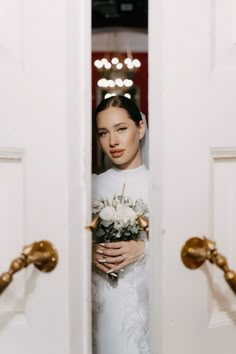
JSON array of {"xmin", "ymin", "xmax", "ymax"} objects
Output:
[{"xmin": 140, "ymin": 112, "xmax": 149, "ymax": 168}]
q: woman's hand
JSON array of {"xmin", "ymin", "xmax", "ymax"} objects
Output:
[
  {"xmin": 92, "ymin": 243, "xmax": 114, "ymax": 273},
  {"xmin": 92, "ymin": 240, "xmax": 145, "ymax": 274}
]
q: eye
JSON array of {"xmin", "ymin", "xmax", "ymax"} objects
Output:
[
  {"xmin": 98, "ymin": 131, "xmax": 107, "ymax": 137},
  {"xmin": 117, "ymin": 127, "xmax": 127, "ymax": 133}
]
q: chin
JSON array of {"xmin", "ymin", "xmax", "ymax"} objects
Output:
[
  {"xmin": 110, "ymin": 160, "xmax": 124, "ymax": 168},
  {"xmin": 109, "ymin": 155, "xmax": 125, "ymax": 165},
  {"xmin": 113, "ymin": 160, "xmax": 132, "ymax": 170},
  {"xmin": 112, "ymin": 161, "xmax": 125, "ymax": 167}
]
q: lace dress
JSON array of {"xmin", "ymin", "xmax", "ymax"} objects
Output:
[{"xmin": 92, "ymin": 164, "xmax": 150, "ymax": 354}]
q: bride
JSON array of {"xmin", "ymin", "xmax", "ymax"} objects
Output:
[{"xmin": 92, "ymin": 95, "xmax": 150, "ymax": 354}]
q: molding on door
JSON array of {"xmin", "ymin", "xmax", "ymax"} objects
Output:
[
  {"xmin": 209, "ymin": 147, "xmax": 236, "ymax": 328},
  {"xmin": 211, "ymin": 0, "xmax": 236, "ymax": 70},
  {"xmin": 0, "ymin": 147, "xmax": 25, "ymax": 315},
  {"xmin": 211, "ymin": 147, "xmax": 236, "ymax": 159},
  {"xmin": 0, "ymin": 1, "xmax": 24, "ymax": 70},
  {"xmin": 0, "ymin": 148, "xmax": 24, "ymax": 161}
]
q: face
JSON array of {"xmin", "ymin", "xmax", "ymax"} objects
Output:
[{"xmin": 96, "ymin": 106, "xmax": 145, "ymax": 170}]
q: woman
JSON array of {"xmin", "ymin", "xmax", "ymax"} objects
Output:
[{"xmin": 92, "ymin": 95, "xmax": 149, "ymax": 354}]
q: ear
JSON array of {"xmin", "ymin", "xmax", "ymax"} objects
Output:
[{"xmin": 138, "ymin": 120, "xmax": 145, "ymax": 140}]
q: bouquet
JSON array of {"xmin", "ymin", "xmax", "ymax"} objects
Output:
[{"xmin": 91, "ymin": 185, "xmax": 149, "ymax": 281}]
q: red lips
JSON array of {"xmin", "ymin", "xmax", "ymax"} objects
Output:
[{"xmin": 110, "ymin": 149, "xmax": 125, "ymax": 158}]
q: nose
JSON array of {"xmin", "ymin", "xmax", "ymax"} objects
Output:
[{"xmin": 109, "ymin": 132, "xmax": 119, "ymax": 147}]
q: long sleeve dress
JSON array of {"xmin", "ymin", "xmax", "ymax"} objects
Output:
[{"xmin": 92, "ymin": 164, "xmax": 150, "ymax": 354}]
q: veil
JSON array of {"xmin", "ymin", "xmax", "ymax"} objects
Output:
[{"xmin": 140, "ymin": 112, "xmax": 149, "ymax": 168}]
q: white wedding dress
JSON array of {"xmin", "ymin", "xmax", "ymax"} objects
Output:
[{"xmin": 92, "ymin": 164, "xmax": 150, "ymax": 354}]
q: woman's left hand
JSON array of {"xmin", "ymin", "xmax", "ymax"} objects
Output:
[{"xmin": 95, "ymin": 240, "xmax": 145, "ymax": 274}]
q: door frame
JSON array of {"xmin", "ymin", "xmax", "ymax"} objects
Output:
[
  {"xmin": 68, "ymin": 0, "xmax": 164, "ymax": 353},
  {"xmin": 67, "ymin": 0, "xmax": 92, "ymax": 353},
  {"xmin": 149, "ymin": 0, "xmax": 163, "ymax": 352}
]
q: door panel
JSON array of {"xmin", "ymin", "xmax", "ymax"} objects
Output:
[
  {"xmin": 149, "ymin": 0, "xmax": 236, "ymax": 353},
  {"xmin": 209, "ymin": 149, "xmax": 236, "ymax": 327},
  {"xmin": 0, "ymin": 1, "xmax": 92, "ymax": 353}
]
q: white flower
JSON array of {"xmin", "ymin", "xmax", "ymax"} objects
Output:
[
  {"xmin": 114, "ymin": 204, "xmax": 137, "ymax": 224},
  {"xmin": 92, "ymin": 200, "xmax": 100, "ymax": 208},
  {"xmin": 99, "ymin": 205, "xmax": 115, "ymax": 221},
  {"xmin": 92, "ymin": 200, "xmax": 102, "ymax": 212},
  {"xmin": 134, "ymin": 198, "xmax": 149, "ymax": 216},
  {"xmin": 93, "ymin": 194, "xmax": 148, "ymax": 243}
]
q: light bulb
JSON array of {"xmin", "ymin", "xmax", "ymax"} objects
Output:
[
  {"xmin": 105, "ymin": 93, "xmax": 116, "ymax": 99},
  {"xmin": 111, "ymin": 57, "xmax": 119, "ymax": 65},
  {"xmin": 115, "ymin": 78, "xmax": 123, "ymax": 87},
  {"xmin": 127, "ymin": 63, "xmax": 134, "ymax": 69},
  {"xmin": 101, "ymin": 58, "xmax": 108, "ymax": 66},
  {"xmin": 94, "ymin": 60, "xmax": 103, "ymax": 69},
  {"xmin": 98, "ymin": 78, "xmax": 108, "ymax": 88},
  {"xmin": 108, "ymin": 80, "xmax": 115, "ymax": 88},
  {"xmin": 124, "ymin": 58, "xmax": 132, "ymax": 65},
  {"xmin": 124, "ymin": 79, "xmax": 133, "ymax": 87},
  {"xmin": 105, "ymin": 62, "xmax": 112, "ymax": 69},
  {"xmin": 116, "ymin": 63, "xmax": 123, "ymax": 70},
  {"xmin": 133, "ymin": 59, "xmax": 141, "ymax": 68}
]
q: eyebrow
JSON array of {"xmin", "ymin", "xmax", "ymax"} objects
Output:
[{"xmin": 97, "ymin": 122, "xmax": 128, "ymax": 131}]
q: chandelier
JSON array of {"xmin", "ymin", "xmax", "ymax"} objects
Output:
[{"xmin": 94, "ymin": 54, "xmax": 141, "ymax": 99}]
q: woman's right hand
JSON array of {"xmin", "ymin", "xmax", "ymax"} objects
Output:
[{"xmin": 92, "ymin": 243, "xmax": 115, "ymax": 273}]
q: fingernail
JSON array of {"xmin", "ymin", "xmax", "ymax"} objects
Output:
[
  {"xmin": 120, "ymin": 268, "xmax": 124, "ymax": 272},
  {"xmin": 98, "ymin": 259, "xmax": 107, "ymax": 263},
  {"xmin": 96, "ymin": 249, "xmax": 103, "ymax": 254},
  {"xmin": 106, "ymin": 269, "xmax": 114, "ymax": 274},
  {"xmin": 99, "ymin": 243, "xmax": 105, "ymax": 246}
]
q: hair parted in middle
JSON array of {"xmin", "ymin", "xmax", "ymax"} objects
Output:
[{"xmin": 93, "ymin": 95, "xmax": 142, "ymax": 131}]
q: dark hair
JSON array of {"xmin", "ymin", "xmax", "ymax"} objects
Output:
[{"xmin": 93, "ymin": 95, "xmax": 142, "ymax": 131}]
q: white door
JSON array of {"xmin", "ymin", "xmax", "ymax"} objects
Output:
[
  {"xmin": 149, "ymin": 0, "xmax": 236, "ymax": 353},
  {"xmin": 0, "ymin": 1, "xmax": 91, "ymax": 353}
]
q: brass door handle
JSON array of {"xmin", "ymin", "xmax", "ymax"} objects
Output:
[
  {"xmin": 181, "ymin": 237, "xmax": 236, "ymax": 295},
  {"xmin": 0, "ymin": 240, "xmax": 58, "ymax": 295}
]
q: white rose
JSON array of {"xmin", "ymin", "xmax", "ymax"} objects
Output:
[
  {"xmin": 99, "ymin": 206, "xmax": 115, "ymax": 221},
  {"xmin": 114, "ymin": 204, "xmax": 137, "ymax": 223}
]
